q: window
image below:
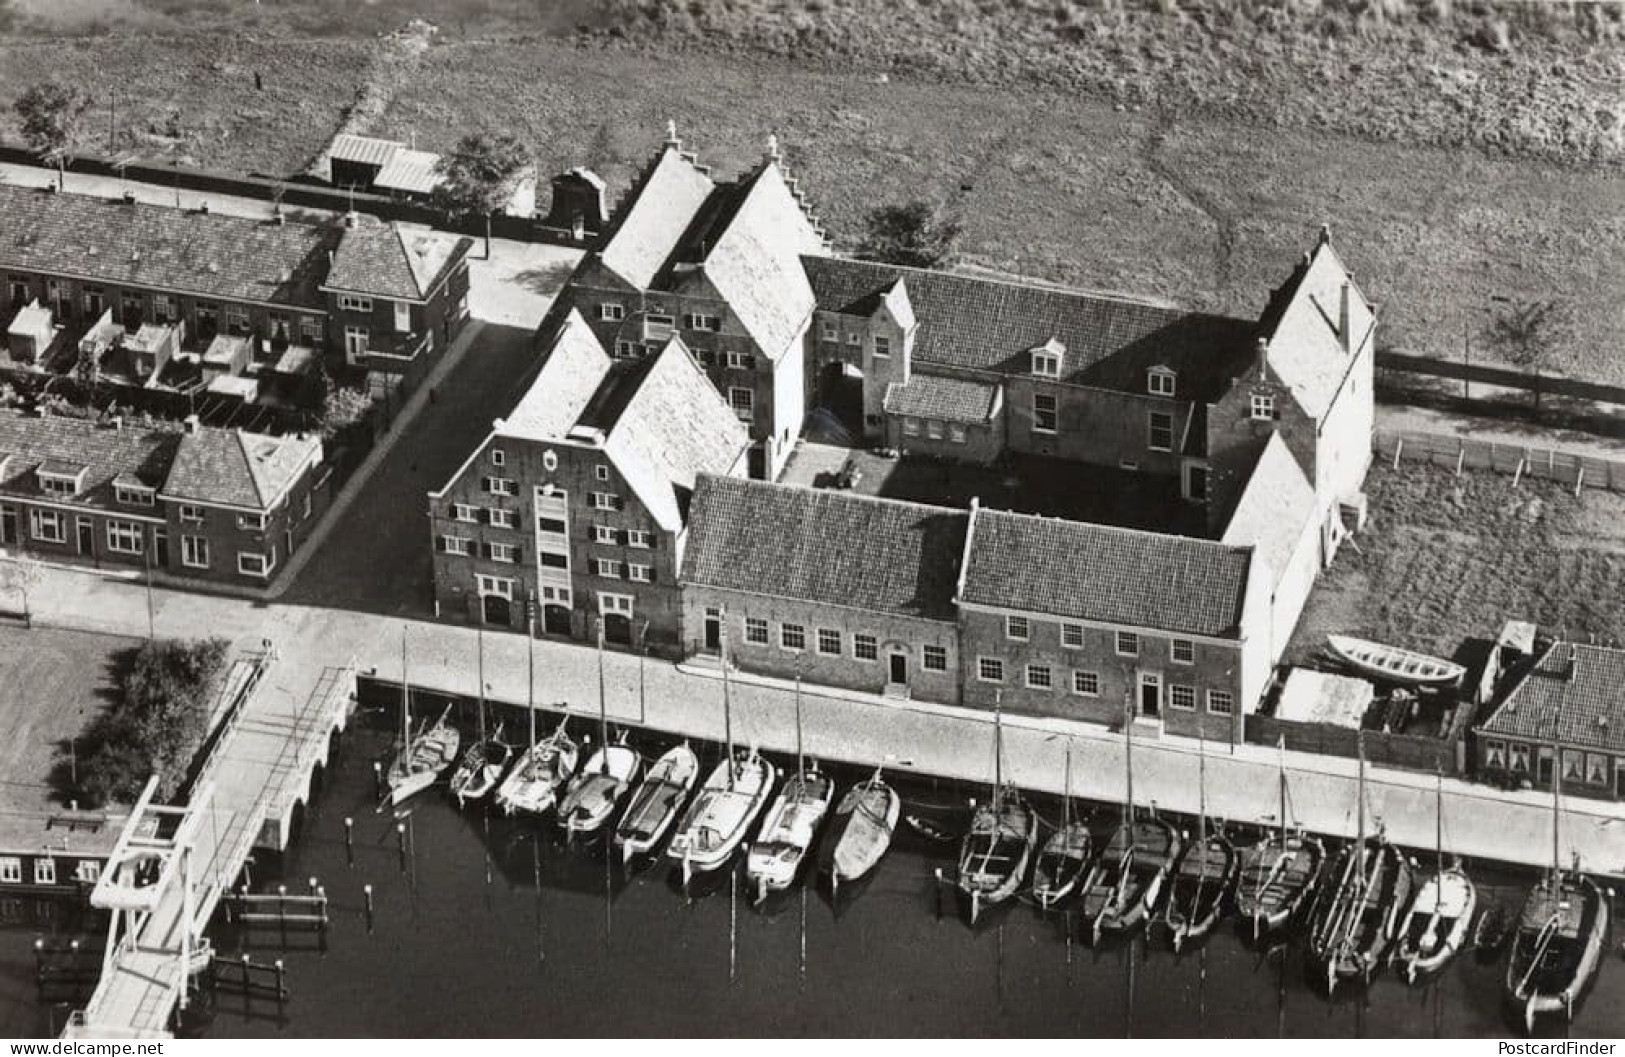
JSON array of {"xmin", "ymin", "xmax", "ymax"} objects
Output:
[
  {"xmin": 339, "ymin": 295, "xmax": 373, "ymax": 313},
  {"xmin": 393, "ymin": 301, "xmax": 411, "ymax": 333},
  {"xmin": 540, "ymin": 552, "xmax": 569, "ymax": 570},
  {"xmin": 745, "ymin": 617, "xmax": 769, "ymax": 645},
  {"xmin": 822, "ymin": 322, "xmax": 838, "ymax": 341},
  {"xmin": 977, "ymin": 657, "xmax": 1005, "ymax": 683},
  {"xmin": 854, "ymin": 634, "xmax": 878, "ymax": 662},
  {"xmin": 491, "ymin": 449, "xmax": 505, "ymax": 467},
  {"xmin": 725, "ymin": 351, "xmax": 755, "ymax": 370},
  {"xmin": 452, "ymin": 503, "xmax": 478, "ymax": 523},
  {"xmin": 115, "ymin": 485, "xmax": 154, "ymax": 507},
  {"xmin": 39, "ymin": 474, "xmax": 78, "ymax": 497},
  {"xmin": 949, "ymin": 424, "xmax": 967, "ymax": 444},
  {"xmin": 684, "ymin": 312, "xmax": 720, "ymax": 332},
  {"xmin": 626, "ymin": 529, "xmax": 652, "ymax": 549},
  {"xmin": 598, "ymin": 303, "xmax": 624, "ymax": 321},
  {"xmin": 1207, "ymin": 690, "xmax": 1234, "ymax": 715},
  {"xmin": 303, "ymin": 492, "xmax": 313, "ymax": 521},
  {"xmin": 817, "ymin": 628, "xmax": 841, "ymax": 656},
  {"xmin": 301, "ymin": 317, "xmax": 324, "ymax": 344},
  {"xmin": 590, "ymin": 492, "xmax": 620, "ymax": 511},
  {"xmin": 847, "ymin": 332, "xmax": 861, "ymax": 346},
  {"xmin": 181, "ymin": 535, "xmax": 210, "ymax": 568},
  {"xmin": 1005, "ymin": 615, "xmax": 1029, "ymax": 641},
  {"xmin": 1509, "ymin": 743, "xmax": 1531, "ymax": 773},
  {"xmin": 1171, "ymin": 638, "xmax": 1195, "ymax": 664},
  {"xmin": 926, "ymin": 420, "xmax": 944, "ymax": 440},
  {"xmin": 1147, "ymin": 368, "xmax": 1176, "ymax": 397},
  {"xmin": 537, "ymin": 515, "xmax": 566, "ymax": 535},
  {"xmin": 488, "ymin": 509, "xmax": 517, "ymax": 529},
  {"xmin": 1032, "ymin": 393, "xmax": 1057, "ymax": 434},
  {"xmin": 237, "ymin": 512, "xmax": 267, "ymax": 532},
  {"xmin": 75, "ymin": 861, "xmax": 100, "ymax": 884},
  {"xmin": 643, "ymin": 314, "xmax": 675, "ymax": 342},
  {"xmin": 615, "ymin": 340, "xmax": 637, "ymax": 358},
  {"xmin": 593, "ymin": 525, "xmax": 619, "ymax": 545},
  {"xmin": 29, "ymin": 509, "xmax": 64, "ymax": 544},
  {"xmin": 1031, "ymin": 349, "xmax": 1062, "ymax": 378},
  {"xmin": 1148, "ymin": 411, "xmax": 1174, "ymax": 452},
  {"xmin": 1563, "ymin": 750, "xmax": 1585, "ymax": 783},
  {"xmin": 628, "ymin": 564, "xmax": 652, "ymax": 583},
  {"xmin": 902, "ymin": 418, "xmax": 920, "ymax": 437},
  {"xmin": 729, "ymin": 387, "xmax": 754, "ymax": 420},
  {"xmin": 238, "ymin": 551, "xmax": 272, "ymax": 577},
  {"xmin": 1062, "ymin": 623, "xmax": 1084, "ymax": 649},
  {"xmin": 594, "ymin": 465, "xmax": 610, "ymax": 482},
  {"xmin": 153, "ymin": 294, "xmax": 177, "ymax": 322},
  {"xmin": 106, "ymin": 520, "xmax": 144, "ymax": 555},
  {"xmin": 180, "ymin": 504, "xmax": 204, "ymax": 524},
  {"xmin": 780, "ymin": 623, "xmax": 806, "ymax": 651},
  {"xmin": 1072, "ymin": 670, "xmax": 1100, "ymax": 696},
  {"xmin": 694, "ymin": 349, "xmax": 716, "ymax": 367},
  {"xmin": 33, "ymin": 859, "xmax": 54, "ymax": 886},
  {"xmin": 873, "ymin": 336, "xmax": 891, "ymax": 358},
  {"xmin": 1587, "ymin": 753, "xmax": 1610, "ymax": 786},
  {"xmin": 922, "ymin": 644, "xmax": 947, "ymax": 672},
  {"xmin": 477, "ymin": 574, "xmax": 515, "ymax": 598},
  {"xmin": 593, "ymin": 558, "xmax": 622, "ymax": 578},
  {"xmin": 484, "ymin": 476, "xmax": 517, "ymax": 497},
  {"xmin": 1169, "ymin": 685, "xmax": 1196, "ymax": 710},
  {"xmin": 488, "ymin": 542, "xmax": 518, "ymax": 563},
  {"xmin": 0, "ymin": 858, "xmax": 19, "ymax": 884},
  {"xmin": 1115, "ymin": 631, "xmax": 1140, "ymax": 657},
  {"xmin": 437, "ymin": 535, "xmax": 470, "ymax": 557},
  {"xmin": 1250, "ymin": 393, "xmax": 1276, "ymax": 421},
  {"xmin": 1026, "ymin": 664, "xmax": 1053, "ymax": 690}
]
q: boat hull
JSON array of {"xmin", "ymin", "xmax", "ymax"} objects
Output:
[
  {"xmin": 1080, "ymin": 818, "xmax": 1181, "ymax": 942},
  {"xmin": 1327, "ymin": 634, "xmax": 1465, "ymax": 686},
  {"xmin": 1307, "ymin": 840, "xmax": 1414, "ymax": 991},
  {"xmin": 818, "ymin": 779, "xmax": 900, "ymax": 894},
  {"xmin": 1393, "ymin": 867, "xmax": 1477, "ymax": 981},
  {"xmin": 956, "ymin": 793, "xmax": 1039, "ymax": 924},
  {"xmin": 1031, "ymin": 822, "xmax": 1091, "ymax": 910},
  {"xmin": 1505, "ymin": 875, "xmax": 1608, "ymax": 1031},
  {"xmin": 494, "ymin": 731, "xmax": 578, "ymax": 818},
  {"xmin": 1234, "ymin": 833, "xmax": 1325, "ymax": 939},
  {"xmin": 666, "ymin": 754, "xmax": 777, "ymax": 878},
  {"xmin": 559, "ymin": 745, "xmax": 642, "ymax": 835},
  {"xmin": 746, "ymin": 773, "xmax": 834, "ymax": 898},
  {"xmin": 1164, "ymin": 835, "xmax": 1238, "ymax": 951},
  {"xmin": 613, "ymin": 744, "xmax": 700, "ymax": 862}
]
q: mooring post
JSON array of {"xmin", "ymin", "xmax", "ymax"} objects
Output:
[
  {"xmin": 344, "ymin": 817, "xmax": 354, "ymax": 866},
  {"xmin": 33, "ymin": 937, "xmax": 44, "ymax": 998},
  {"xmin": 396, "ymin": 822, "xmax": 407, "ymax": 872},
  {"xmin": 278, "ymin": 884, "xmax": 288, "ymax": 947},
  {"xmin": 933, "ymin": 868, "xmax": 944, "ymax": 921},
  {"xmin": 274, "ymin": 959, "xmax": 286, "ymax": 1006},
  {"xmin": 373, "ymin": 761, "xmax": 383, "ymax": 799},
  {"xmin": 364, "ymin": 883, "xmax": 374, "ymax": 933},
  {"xmin": 317, "ymin": 885, "xmax": 329, "ymax": 953}
]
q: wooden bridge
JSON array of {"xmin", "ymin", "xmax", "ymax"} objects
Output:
[{"xmin": 62, "ymin": 650, "xmax": 355, "ymax": 1039}]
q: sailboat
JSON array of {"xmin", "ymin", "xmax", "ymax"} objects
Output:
[
  {"xmin": 1306, "ymin": 734, "xmax": 1413, "ymax": 991},
  {"xmin": 746, "ymin": 678, "xmax": 834, "ymax": 902},
  {"xmin": 1392, "ymin": 769, "xmax": 1477, "ymax": 981},
  {"xmin": 449, "ymin": 627, "xmax": 512, "ymax": 806},
  {"xmin": 1032, "ymin": 740, "xmax": 1091, "ymax": 910},
  {"xmin": 956, "ymin": 693, "xmax": 1038, "ymax": 925},
  {"xmin": 666, "ymin": 614, "xmax": 776, "ymax": 887},
  {"xmin": 817, "ymin": 766, "xmax": 900, "ymax": 900},
  {"xmin": 1505, "ymin": 723, "xmax": 1609, "ymax": 1031},
  {"xmin": 614, "ymin": 741, "xmax": 700, "ymax": 865},
  {"xmin": 1164, "ymin": 729, "xmax": 1237, "ymax": 951},
  {"xmin": 558, "ymin": 624, "xmax": 642, "ymax": 836},
  {"xmin": 495, "ymin": 616, "xmax": 577, "ymax": 817},
  {"xmin": 1078, "ymin": 693, "xmax": 1180, "ymax": 943},
  {"xmin": 385, "ymin": 627, "xmax": 461, "ymax": 807},
  {"xmin": 1234, "ymin": 736, "xmax": 1326, "ymax": 939}
]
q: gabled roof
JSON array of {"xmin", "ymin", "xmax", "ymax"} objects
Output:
[
  {"xmin": 681, "ymin": 475, "xmax": 968, "ymax": 621},
  {"xmin": 324, "ymin": 217, "xmax": 470, "ymax": 302},
  {"xmin": 802, "ymin": 256, "xmax": 1257, "ymax": 400},
  {"xmin": 1256, "ymin": 230, "xmax": 1375, "ymax": 419},
  {"xmin": 883, "ymin": 372, "xmax": 1001, "ymax": 424},
  {"xmin": 1219, "ymin": 434, "xmax": 1315, "ymax": 586},
  {"xmin": 960, "ymin": 507, "xmax": 1252, "ymax": 638},
  {"xmin": 597, "ymin": 146, "xmax": 716, "ymax": 290},
  {"xmin": 0, "ymin": 410, "xmax": 178, "ymax": 506},
  {"xmin": 502, "ymin": 309, "xmax": 613, "ymax": 439},
  {"xmin": 162, "ymin": 429, "xmax": 322, "ymax": 510},
  {"xmin": 0, "ymin": 184, "xmax": 338, "ymax": 309},
  {"xmin": 373, "ymin": 148, "xmax": 443, "ymax": 195},
  {"xmin": 329, "ymin": 134, "xmax": 401, "ymax": 168},
  {"xmin": 1478, "ymin": 642, "xmax": 1625, "ymax": 755}
]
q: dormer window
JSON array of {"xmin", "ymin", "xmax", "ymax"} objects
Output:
[
  {"xmin": 37, "ymin": 465, "xmax": 85, "ymax": 498},
  {"xmin": 115, "ymin": 483, "xmax": 155, "ymax": 507},
  {"xmin": 1148, "ymin": 367, "xmax": 1176, "ymax": 397},
  {"xmin": 1250, "ymin": 393, "xmax": 1277, "ymax": 421},
  {"xmin": 643, "ymin": 314, "xmax": 674, "ymax": 343},
  {"xmin": 1030, "ymin": 339, "xmax": 1065, "ymax": 379},
  {"xmin": 599, "ymin": 303, "xmax": 624, "ymax": 322}
]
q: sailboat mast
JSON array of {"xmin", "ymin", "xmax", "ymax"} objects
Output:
[
  {"xmin": 1435, "ymin": 767, "xmax": 1444, "ymax": 873},
  {"xmin": 1277, "ymin": 735, "xmax": 1288, "ymax": 843},
  {"xmin": 1551, "ymin": 729, "xmax": 1562, "ymax": 879},
  {"xmin": 1197, "ymin": 725, "xmax": 1207, "ymax": 846},
  {"xmin": 526, "ymin": 604, "xmax": 536, "ymax": 751},
  {"xmin": 1356, "ymin": 732, "xmax": 1366, "ymax": 848},
  {"xmin": 400, "ymin": 625, "xmax": 409, "ymax": 749},
  {"xmin": 794, "ymin": 676, "xmax": 804, "ymax": 781},
  {"xmin": 1124, "ymin": 686, "xmax": 1134, "ymax": 823},
  {"xmin": 993, "ymin": 690, "xmax": 1003, "ymax": 795},
  {"xmin": 597, "ymin": 618, "xmax": 608, "ymax": 768},
  {"xmin": 476, "ymin": 624, "xmax": 487, "ymax": 744},
  {"xmin": 721, "ymin": 606, "xmax": 734, "ymax": 788},
  {"xmin": 1063, "ymin": 741, "xmax": 1072, "ymax": 830}
]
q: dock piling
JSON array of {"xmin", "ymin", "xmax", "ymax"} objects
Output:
[
  {"xmin": 344, "ymin": 817, "xmax": 354, "ymax": 865},
  {"xmin": 364, "ymin": 883, "xmax": 375, "ymax": 932}
]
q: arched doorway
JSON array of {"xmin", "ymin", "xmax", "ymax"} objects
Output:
[
  {"xmin": 604, "ymin": 612, "xmax": 632, "ymax": 647},
  {"xmin": 543, "ymin": 604, "xmax": 572, "ymax": 636},
  {"xmin": 482, "ymin": 593, "xmax": 511, "ymax": 626}
]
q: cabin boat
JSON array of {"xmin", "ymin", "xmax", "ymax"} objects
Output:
[
  {"xmin": 1164, "ymin": 833, "xmax": 1237, "ymax": 952},
  {"xmin": 1392, "ymin": 771, "xmax": 1477, "ymax": 982},
  {"xmin": 1327, "ymin": 635, "xmax": 1465, "ymax": 686},
  {"xmin": 614, "ymin": 742, "xmax": 700, "ymax": 864},
  {"xmin": 666, "ymin": 749, "xmax": 777, "ymax": 886},
  {"xmin": 746, "ymin": 765, "xmax": 834, "ymax": 901},
  {"xmin": 558, "ymin": 735, "xmax": 642, "ymax": 836},
  {"xmin": 495, "ymin": 721, "xmax": 578, "ymax": 818},
  {"xmin": 448, "ymin": 723, "xmax": 512, "ymax": 807},
  {"xmin": 956, "ymin": 787, "xmax": 1038, "ymax": 924},
  {"xmin": 1506, "ymin": 872, "xmax": 1608, "ymax": 1031},
  {"xmin": 387, "ymin": 707, "xmax": 460, "ymax": 808},
  {"xmin": 1032, "ymin": 742, "xmax": 1089, "ymax": 911}
]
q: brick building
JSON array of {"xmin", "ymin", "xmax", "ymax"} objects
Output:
[
  {"xmin": 0, "ymin": 410, "xmax": 326, "ymax": 588},
  {"xmin": 1476, "ymin": 642, "xmax": 1625, "ymax": 801},
  {"xmin": 428, "ymin": 310, "xmax": 747, "ymax": 653},
  {"xmin": 679, "ymin": 474, "xmax": 967, "ymax": 702}
]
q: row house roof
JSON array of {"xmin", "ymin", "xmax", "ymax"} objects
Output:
[
  {"xmin": 681, "ymin": 474, "xmax": 969, "ymax": 622},
  {"xmin": 883, "ymin": 372, "xmax": 1001, "ymax": 424},
  {"xmin": 1478, "ymin": 642, "xmax": 1625, "ymax": 756},
  {"xmin": 323, "ymin": 216, "xmax": 472, "ymax": 303},
  {"xmin": 162, "ymin": 428, "xmax": 323, "ymax": 510}
]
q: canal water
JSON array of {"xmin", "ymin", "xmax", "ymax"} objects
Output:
[{"xmin": 7, "ymin": 704, "xmax": 1624, "ymax": 1038}]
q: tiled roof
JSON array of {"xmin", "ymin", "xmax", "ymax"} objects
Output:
[
  {"xmin": 1256, "ymin": 234, "xmax": 1374, "ymax": 419},
  {"xmin": 803, "ymin": 257, "xmax": 1258, "ymax": 400},
  {"xmin": 681, "ymin": 475, "xmax": 968, "ymax": 621},
  {"xmin": 961, "ymin": 507, "xmax": 1252, "ymax": 638},
  {"xmin": 883, "ymin": 372, "xmax": 1000, "ymax": 424},
  {"xmin": 0, "ymin": 410, "xmax": 178, "ymax": 507},
  {"xmin": 502, "ymin": 309, "xmax": 613, "ymax": 439},
  {"xmin": 597, "ymin": 146, "xmax": 715, "ymax": 290},
  {"xmin": 1479, "ymin": 643, "xmax": 1625, "ymax": 756},
  {"xmin": 162, "ymin": 429, "xmax": 321, "ymax": 510},
  {"xmin": 373, "ymin": 148, "xmax": 443, "ymax": 195},
  {"xmin": 0, "ymin": 184, "xmax": 337, "ymax": 309},
  {"xmin": 1220, "ymin": 433, "xmax": 1315, "ymax": 586},
  {"xmin": 329, "ymin": 134, "xmax": 400, "ymax": 169},
  {"xmin": 324, "ymin": 218, "xmax": 469, "ymax": 302}
]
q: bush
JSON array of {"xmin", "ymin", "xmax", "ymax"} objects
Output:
[
  {"xmin": 856, "ymin": 200, "xmax": 963, "ymax": 269},
  {"xmin": 76, "ymin": 638, "xmax": 229, "ymax": 807}
]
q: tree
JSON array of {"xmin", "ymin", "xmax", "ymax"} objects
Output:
[
  {"xmin": 431, "ymin": 131, "xmax": 530, "ymax": 258},
  {"xmin": 14, "ymin": 83, "xmax": 90, "ymax": 189},
  {"xmin": 857, "ymin": 200, "xmax": 963, "ymax": 269},
  {"xmin": 312, "ymin": 361, "xmax": 372, "ymax": 441},
  {"xmin": 1480, "ymin": 297, "xmax": 1576, "ymax": 410}
]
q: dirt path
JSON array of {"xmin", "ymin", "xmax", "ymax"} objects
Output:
[
  {"xmin": 305, "ymin": 19, "xmax": 438, "ymax": 177},
  {"xmin": 1142, "ymin": 106, "xmax": 1237, "ymax": 303}
]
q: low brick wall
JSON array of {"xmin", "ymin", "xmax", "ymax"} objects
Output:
[{"xmin": 1246, "ymin": 713, "xmax": 1463, "ymax": 776}]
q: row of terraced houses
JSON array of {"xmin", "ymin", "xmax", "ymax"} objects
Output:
[{"xmin": 429, "ymin": 128, "xmax": 1378, "ymax": 745}]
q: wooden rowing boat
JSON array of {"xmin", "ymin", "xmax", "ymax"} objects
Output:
[
  {"xmin": 818, "ymin": 769, "xmax": 900, "ymax": 898},
  {"xmin": 1327, "ymin": 634, "xmax": 1465, "ymax": 685}
]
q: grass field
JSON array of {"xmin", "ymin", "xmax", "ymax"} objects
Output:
[{"xmin": 1290, "ymin": 462, "xmax": 1625, "ymax": 665}]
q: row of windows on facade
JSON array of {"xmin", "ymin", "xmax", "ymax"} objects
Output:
[
  {"xmin": 474, "ymin": 573, "xmax": 634, "ymax": 619},
  {"xmin": 972, "ymin": 654, "xmax": 1234, "ymax": 713},
  {"xmin": 450, "ymin": 501, "xmax": 654, "ymax": 548},
  {"xmin": 737, "ymin": 616, "xmax": 950, "ymax": 671},
  {"xmin": 40, "ymin": 475, "xmax": 286, "ymax": 531},
  {"xmin": 24, "ymin": 508, "xmax": 277, "ymax": 575},
  {"xmin": 0, "ymin": 856, "xmax": 99, "ymax": 885},
  {"xmin": 1001, "ymin": 615, "xmax": 1197, "ymax": 663},
  {"xmin": 596, "ymin": 304, "xmax": 723, "ymax": 333},
  {"xmin": 438, "ymin": 533, "xmax": 654, "ymax": 582},
  {"xmin": 7, "ymin": 276, "xmax": 330, "ymax": 343},
  {"xmin": 1482, "ymin": 739, "xmax": 1618, "ymax": 786},
  {"xmin": 1026, "ymin": 391, "xmax": 1277, "ymax": 439},
  {"xmin": 819, "ymin": 323, "xmax": 892, "ymax": 359}
]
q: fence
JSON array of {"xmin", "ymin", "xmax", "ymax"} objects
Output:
[
  {"xmin": 1246, "ymin": 713, "xmax": 1463, "ymax": 776},
  {"xmin": 1375, "ymin": 428, "xmax": 1625, "ymax": 494},
  {"xmin": 1376, "ymin": 350, "xmax": 1625, "ymax": 406}
]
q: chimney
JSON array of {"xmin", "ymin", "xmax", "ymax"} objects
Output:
[
  {"xmin": 1566, "ymin": 644, "xmax": 1578, "ymax": 682},
  {"xmin": 344, "ymin": 210, "xmax": 360, "ymax": 229},
  {"xmin": 1318, "ymin": 223, "xmax": 1331, "ymax": 248},
  {"xmin": 184, "ymin": 413, "xmax": 200, "ymax": 435},
  {"xmin": 1339, "ymin": 280, "xmax": 1352, "ymax": 353},
  {"xmin": 765, "ymin": 133, "xmax": 781, "ymax": 163},
  {"xmin": 1255, "ymin": 336, "xmax": 1270, "ymax": 380},
  {"xmin": 663, "ymin": 119, "xmax": 680, "ymax": 149}
]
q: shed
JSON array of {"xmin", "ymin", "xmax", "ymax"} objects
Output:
[
  {"xmin": 1275, "ymin": 668, "xmax": 1375, "ymax": 730},
  {"xmin": 6, "ymin": 301, "xmax": 54, "ymax": 366}
]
